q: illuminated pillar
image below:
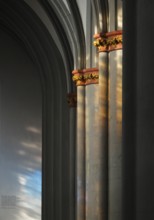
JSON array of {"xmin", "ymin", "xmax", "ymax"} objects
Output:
[
  {"xmin": 72, "ymin": 69, "xmax": 99, "ymax": 220},
  {"xmin": 108, "ymin": 32, "xmax": 123, "ymax": 220},
  {"xmin": 72, "ymin": 70, "xmax": 86, "ymax": 220},
  {"xmin": 82, "ymin": 32, "xmax": 109, "ymax": 219},
  {"xmin": 108, "ymin": 0, "xmax": 123, "ymax": 218},
  {"xmin": 97, "ymin": 52, "xmax": 108, "ymax": 220},
  {"xmin": 84, "ymin": 68, "xmax": 107, "ymax": 220},
  {"xmin": 73, "ymin": 67, "xmax": 108, "ymax": 220},
  {"xmin": 73, "ymin": 30, "xmax": 122, "ymax": 220},
  {"xmin": 94, "ymin": 31, "xmax": 123, "ymax": 220}
]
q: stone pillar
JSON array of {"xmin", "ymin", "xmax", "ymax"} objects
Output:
[
  {"xmin": 108, "ymin": 32, "xmax": 123, "ymax": 220},
  {"xmin": 72, "ymin": 70, "xmax": 86, "ymax": 220},
  {"xmin": 108, "ymin": 1, "xmax": 123, "ymax": 219},
  {"xmin": 73, "ymin": 64, "xmax": 108, "ymax": 220},
  {"xmin": 76, "ymin": 86, "xmax": 85, "ymax": 220},
  {"xmin": 97, "ymin": 47, "xmax": 108, "ymax": 220},
  {"xmin": 94, "ymin": 31, "xmax": 123, "ymax": 220},
  {"xmin": 72, "ymin": 69, "xmax": 100, "ymax": 220},
  {"xmin": 85, "ymin": 36, "xmax": 109, "ymax": 219},
  {"xmin": 67, "ymin": 93, "xmax": 77, "ymax": 220},
  {"xmin": 85, "ymin": 82, "xmax": 101, "ymax": 220},
  {"xmin": 84, "ymin": 68, "xmax": 108, "ymax": 220},
  {"xmin": 73, "ymin": 30, "xmax": 122, "ymax": 220}
]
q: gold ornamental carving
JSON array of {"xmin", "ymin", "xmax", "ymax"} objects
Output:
[
  {"xmin": 93, "ymin": 30, "xmax": 123, "ymax": 52},
  {"xmin": 72, "ymin": 68, "xmax": 99, "ymax": 86}
]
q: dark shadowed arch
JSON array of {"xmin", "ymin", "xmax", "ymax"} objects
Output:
[{"xmin": 0, "ymin": 0, "xmax": 75, "ymax": 219}]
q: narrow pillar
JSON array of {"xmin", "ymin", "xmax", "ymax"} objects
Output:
[
  {"xmin": 73, "ymin": 65, "xmax": 108, "ymax": 220},
  {"xmin": 67, "ymin": 93, "xmax": 77, "ymax": 220},
  {"xmin": 72, "ymin": 70, "xmax": 86, "ymax": 220},
  {"xmin": 76, "ymin": 86, "xmax": 85, "ymax": 220},
  {"xmin": 84, "ymin": 68, "xmax": 108, "ymax": 220},
  {"xmin": 93, "ymin": 33, "xmax": 110, "ymax": 220},
  {"xmin": 108, "ymin": 32, "xmax": 123, "ymax": 220},
  {"xmin": 94, "ymin": 31, "xmax": 123, "ymax": 220},
  {"xmin": 97, "ymin": 52, "xmax": 108, "ymax": 220},
  {"xmin": 108, "ymin": 0, "xmax": 123, "ymax": 218},
  {"xmin": 85, "ymin": 81, "xmax": 101, "ymax": 219},
  {"xmin": 72, "ymin": 69, "xmax": 101, "ymax": 220}
]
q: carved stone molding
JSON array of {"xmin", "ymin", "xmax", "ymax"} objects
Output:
[
  {"xmin": 93, "ymin": 30, "xmax": 123, "ymax": 52},
  {"xmin": 67, "ymin": 93, "xmax": 77, "ymax": 107},
  {"xmin": 72, "ymin": 68, "xmax": 99, "ymax": 86}
]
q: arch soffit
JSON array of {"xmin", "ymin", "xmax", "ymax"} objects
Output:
[
  {"xmin": 39, "ymin": 0, "xmax": 86, "ymax": 69},
  {"xmin": 23, "ymin": 0, "xmax": 109, "ymax": 70},
  {"xmin": 0, "ymin": 0, "xmax": 74, "ymax": 92},
  {"xmin": 0, "ymin": 0, "xmax": 109, "ymax": 89}
]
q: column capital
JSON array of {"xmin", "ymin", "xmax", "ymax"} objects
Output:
[
  {"xmin": 67, "ymin": 93, "xmax": 77, "ymax": 107},
  {"xmin": 72, "ymin": 68, "xmax": 99, "ymax": 86},
  {"xmin": 93, "ymin": 30, "xmax": 123, "ymax": 52}
]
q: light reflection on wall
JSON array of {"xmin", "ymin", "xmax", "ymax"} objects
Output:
[
  {"xmin": 0, "ymin": 30, "xmax": 42, "ymax": 220},
  {"xmin": 117, "ymin": 6, "xmax": 123, "ymax": 30},
  {"xmin": 99, "ymin": 13, "xmax": 102, "ymax": 30},
  {"xmin": 94, "ymin": 25, "xmax": 98, "ymax": 35},
  {"xmin": 116, "ymin": 51, "xmax": 122, "ymax": 137},
  {"xmin": 13, "ymin": 127, "xmax": 42, "ymax": 220},
  {"xmin": 15, "ymin": 126, "xmax": 42, "ymax": 220},
  {"xmin": 26, "ymin": 127, "xmax": 41, "ymax": 134},
  {"xmin": 16, "ymin": 170, "xmax": 41, "ymax": 220}
]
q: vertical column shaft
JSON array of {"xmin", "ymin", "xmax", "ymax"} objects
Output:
[
  {"xmin": 85, "ymin": 84, "xmax": 100, "ymax": 219},
  {"xmin": 76, "ymin": 86, "xmax": 85, "ymax": 220},
  {"xmin": 85, "ymin": 55, "xmax": 108, "ymax": 220},
  {"xmin": 98, "ymin": 52, "xmax": 108, "ymax": 220},
  {"xmin": 93, "ymin": 30, "xmax": 123, "ymax": 220},
  {"xmin": 69, "ymin": 107, "xmax": 76, "ymax": 220},
  {"xmin": 108, "ymin": 50, "xmax": 122, "ymax": 220},
  {"xmin": 86, "ymin": 53, "xmax": 108, "ymax": 220}
]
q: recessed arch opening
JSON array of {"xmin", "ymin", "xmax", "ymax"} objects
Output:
[{"xmin": 0, "ymin": 1, "xmax": 75, "ymax": 220}]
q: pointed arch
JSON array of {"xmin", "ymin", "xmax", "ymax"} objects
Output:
[{"xmin": 0, "ymin": 1, "xmax": 76, "ymax": 219}]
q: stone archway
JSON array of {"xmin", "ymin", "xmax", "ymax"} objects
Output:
[{"xmin": 0, "ymin": 1, "xmax": 75, "ymax": 220}]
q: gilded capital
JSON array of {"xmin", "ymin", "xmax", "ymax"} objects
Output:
[
  {"xmin": 93, "ymin": 30, "xmax": 123, "ymax": 52},
  {"xmin": 72, "ymin": 68, "xmax": 99, "ymax": 86}
]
